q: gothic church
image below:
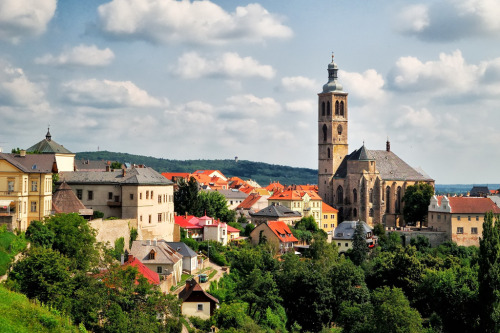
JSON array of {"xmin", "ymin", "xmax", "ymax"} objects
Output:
[{"xmin": 318, "ymin": 57, "xmax": 434, "ymax": 227}]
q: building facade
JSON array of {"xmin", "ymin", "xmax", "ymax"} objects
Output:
[{"xmin": 317, "ymin": 57, "xmax": 434, "ymax": 227}]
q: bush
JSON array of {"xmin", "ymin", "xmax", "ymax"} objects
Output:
[{"xmin": 92, "ymin": 211, "xmax": 104, "ymax": 219}]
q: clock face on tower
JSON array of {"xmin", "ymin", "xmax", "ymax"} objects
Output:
[{"xmin": 337, "ymin": 124, "xmax": 343, "ymax": 135}]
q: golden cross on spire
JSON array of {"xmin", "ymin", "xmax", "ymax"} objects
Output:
[{"xmin": 332, "ymin": 52, "xmax": 334, "ymax": 62}]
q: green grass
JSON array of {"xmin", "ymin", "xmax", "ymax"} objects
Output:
[
  {"xmin": 0, "ymin": 228, "xmax": 27, "ymax": 275},
  {"xmin": 0, "ymin": 285, "xmax": 82, "ymax": 333},
  {"xmin": 208, "ymin": 269, "xmax": 217, "ymax": 280},
  {"xmin": 171, "ymin": 273, "xmax": 194, "ymax": 292}
]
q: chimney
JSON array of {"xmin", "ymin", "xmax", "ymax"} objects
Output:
[
  {"xmin": 106, "ymin": 165, "xmax": 110, "ymax": 172},
  {"xmin": 153, "ymin": 239, "xmax": 157, "ymax": 246},
  {"xmin": 386, "ymin": 138, "xmax": 391, "ymax": 152},
  {"xmin": 20, "ymin": 150, "xmax": 26, "ymax": 157},
  {"xmin": 146, "ymin": 240, "xmax": 151, "ymax": 246},
  {"xmin": 122, "ymin": 169, "xmax": 126, "ymax": 177}
]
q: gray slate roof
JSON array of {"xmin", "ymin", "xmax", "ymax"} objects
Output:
[
  {"xmin": 334, "ymin": 145, "xmax": 433, "ymax": 182},
  {"xmin": 213, "ymin": 189, "xmax": 249, "ymax": 200},
  {"xmin": 164, "ymin": 242, "xmax": 197, "ymax": 258},
  {"xmin": 0, "ymin": 152, "xmax": 55, "ymax": 173},
  {"xmin": 130, "ymin": 240, "xmax": 183, "ymax": 265},
  {"xmin": 250, "ymin": 204, "xmax": 302, "ymax": 218},
  {"xmin": 75, "ymin": 159, "xmax": 108, "ymax": 171},
  {"xmin": 27, "ymin": 130, "xmax": 73, "ymax": 154},
  {"xmin": 59, "ymin": 167, "xmax": 173, "ymax": 186},
  {"xmin": 332, "ymin": 221, "xmax": 372, "ymax": 240}
]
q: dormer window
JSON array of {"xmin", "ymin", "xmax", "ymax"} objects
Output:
[{"xmin": 148, "ymin": 249, "xmax": 156, "ymax": 260}]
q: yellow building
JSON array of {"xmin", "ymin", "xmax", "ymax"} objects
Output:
[
  {"xmin": 268, "ymin": 189, "xmax": 323, "ymax": 225},
  {"xmin": 0, "ymin": 152, "xmax": 54, "ymax": 231},
  {"xmin": 321, "ymin": 202, "xmax": 338, "ymax": 235}
]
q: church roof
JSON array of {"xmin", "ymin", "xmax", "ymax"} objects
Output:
[
  {"xmin": 250, "ymin": 204, "xmax": 302, "ymax": 218},
  {"xmin": 334, "ymin": 146, "xmax": 433, "ymax": 182},
  {"xmin": 27, "ymin": 129, "xmax": 73, "ymax": 154}
]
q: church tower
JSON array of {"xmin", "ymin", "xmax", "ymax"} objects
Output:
[{"xmin": 318, "ymin": 55, "xmax": 348, "ymax": 205}]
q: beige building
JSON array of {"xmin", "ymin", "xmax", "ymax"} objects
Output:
[
  {"xmin": 268, "ymin": 189, "xmax": 323, "ymax": 225},
  {"xmin": 428, "ymin": 195, "xmax": 500, "ymax": 246},
  {"xmin": 59, "ymin": 166, "xmax": 175, "ymax": 241},
  {"xmin": 249, "ymin": 221, "xmax": 299, "ymax": 253},
  {"xmin": 317, "ymin": 57, "xmax": 434, "ymax": 227},
  {"xmin": 0, "ymin": 152, "xmax": 54, "ymax": 231},
  {"xmin": 179, "ymin": 279, "xmax": 219, "ymax": 320}
]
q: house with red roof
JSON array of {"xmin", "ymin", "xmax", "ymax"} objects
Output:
[
  {"xmin": 265, "ymin": 181, "xmax": 285, "ymax": 194},
  {"xmin": 175, "ymin": 214, "xmax": 231, "ymax": 245},
  {"xmin": 161, "ymin": 172, "xmax": 191, "ymax": 183},
  {"xmin": 249, "ymin": 221, "xmax": 298, "ymax": 253},
  {"xmin": 123, "ymin": 254, "xmax": 160, "ymax": 286},
  {"xmin": 428, "ymin": 195, "xmax": 500, "ymax": 246},
  {"xmin": 268, "ymin": 189, "xmax": 323, "ymax": 226}
]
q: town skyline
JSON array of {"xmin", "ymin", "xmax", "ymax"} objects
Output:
[{"xmin": 1, "ymin": 0, "xmax": 500, "ymax": 184}]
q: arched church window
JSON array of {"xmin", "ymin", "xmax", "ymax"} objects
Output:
[
  {"xmin": 322, "ymin": 102, "xmax": 325, "ymax": 116},
  {"xmin": 340, "ymin": 101, "xmax": 345, "ymax": 116},
  {"xmin": 337, "ymin": 125, "xmax": 343, "ymax": 135},
  {"xmin": 386, "ymin": 186, "xmax": 391, "ymax": 213},
  {"xmin": 323, "ymin": 124, "xmax": 327, "ymax": 142},
  {"xmin": 337, "ymin": 186, "xmax": 343, "ymax": 204},
  {"xmin": 369, "ymin": 188, "xmax": 373, "ymax": 203},
  {"xmin": 327, "ymin": 101, "xmax": 331, "ymax": 115},
  {"xmin": 353, "ymin": 189, "xmax": 357, "ymax": 203},
  {"xmin": 353, "ymin": 208, "xmax": 357, "ymax": 218},
  {"xmin": 335, "ymin": 101, "xmax": 339, "ymax": 115},
  {"xmin": 396, "ymin": 186, "xmax": 402, "ymax": 213},
  {"xmin": 327, "ymin": 148, "xmax": 331, "ymax": 158},
  {"xmin": 369, "ymin": 208, "xmax": 374, "ymax": 217}
]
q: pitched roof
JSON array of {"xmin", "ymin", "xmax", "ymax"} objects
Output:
[
  {"xmin": 0, "ymin": 152, "xmax": 56, "ymax": 173},
  {"xmin": 52, "ymin": 182, "xmax": 89, "ymax": 214},
  {"xmin": 74, "ymin": 159, "xmax": 109, "ymax": 171},
  {"xmin": 163, "ymin": 242, "xmax": 197, "ymax": 258},
  {"xmin": 227, "ymin": 225, "xmax": 241, "ymax": 233},
  {"xmin": 124, "ymin": 255, "xmax": 160, "ymax": 285},
  {"xmin": 334, "ymin": 146, "xmax": 433, "ymax": 181},
  {"xmin": 175, "ymin": 216, "xmax": 203, "ymax": 229},
  {"xmin": 267, "ymin": 221, "xmax": 298, "ymax": 243},
  {"xmin": 237, "ymin": 193, "xmax": 262, "ymax": 209},
  {"xmin": 265, "ymin": 181, "xmax": 284, "ymax": 193},
  {"xmin": 333, "ymin": 221, "xmax": 372, "ymax": 240},
  {"xmin": 59, "ymin": 167, "xmax": 173, "ymax": 186},
  {"xmin": 470, "ymin": 186, "xmax": 490, "ymax": 196},
  {"xmin": 179, "ymin": 279, "xmax": 219, "ymax": 303},
  {"xmin": 437, "ymin": 196, "xmax": 500, "ymax": 214},
  {"xmin": 322, "ymin": 202, "xmax": 338, "ymax": 213},
  {"xmin": 213, "ymin": 189, "xmax": 248, "ymax": 200},
  {"xmin": 161, "ymin": 172, "xmax": 191, "ymax": 181},
  {"xmin": 130, "ymin": 240, "xmax": 183, "ymax": 265},
  {"xmin": 269, "ymin": 189, "xmax": 322, "ymax": 201},
  {"xmin": 27, "ymin": 130, "xmax": 73, "ymax": 154},
  {"xmin": 250, "ymin": 204, "xmax": 302, "ymax": 218}
]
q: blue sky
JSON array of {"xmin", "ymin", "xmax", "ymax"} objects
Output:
[{"xmin": 1, "ymin": 0, "xmax": 500, "ymax": 184}]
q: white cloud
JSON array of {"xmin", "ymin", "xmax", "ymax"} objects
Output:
[
  {"xmin": 281, "ymin": 76, "xmax": 317, "ymax": 92},
  {"xmin": 222, "ymin": 94, "xmax": 282, "ymax": 118},
  {"xmin": 340, "ymin": 69, "xmax": 386, "ymax": 101},
  {"xmin": 35, "ymin": 44, "xmax": 115, "ymax": 67},
  {"xmin": 62, "ymin": 79, "xmax": 165, "ymax": 108},
  {"xmin": 0, "ymin": 0, "xmax": 56, "ymax": 43},
  {"xmin": 395, "ymin": 0, "xmax": 500, "ymax": 41},
  {"xmin": 285, "ymin": 99, "xmax": 315, "ymax": 113},
  {"xmin": 0, "ymin": 60, "xmax": 46, "ymax": 107},
  {"xmin": 97, "ymin": 0, "xmax": 292, "ymax": 44},
  {"xmin": 172, "ymin": 52, "xmax": 275, "ymax": 79}
]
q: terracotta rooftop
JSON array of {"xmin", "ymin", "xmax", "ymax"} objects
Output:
[
  {"xmin": 237, "ymin": 193, "xmax": 262, "ymax": 209},
  {"xmin": 322, "ymin": 202, "xmax": 338, "ymax": 213},
  {"xmin": 437, "ymin": 196, "xmax": 500, "ymax": 214},
  {"xmin": 124, "ymin": 255, "xmax": 160, "ymax": 285},
  {"xmin": 267, "ymin": 221, "xmax": 298, "ymax": 243},
  {"xmin": 52, "ymin": 182, "xmax": 89, "ymax": 214}
]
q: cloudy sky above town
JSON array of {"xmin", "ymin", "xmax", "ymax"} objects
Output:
[{"xmin": 1, "ymin": 0, "xmax": 500, "ymax": 184}]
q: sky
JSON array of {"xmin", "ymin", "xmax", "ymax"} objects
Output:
[{"xmin": 1, "ymin": 0, "xmax": 500, "ymax": 184}]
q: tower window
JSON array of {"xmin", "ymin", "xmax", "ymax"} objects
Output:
[
  {"xmin": 369, "ymin": 188, "xmax": 373, "ymax": 203},
  {"xmin": 369, "ymin": 208, "xmax": 374, "ymax": 217},
  {"xmin": 353, "ymin": 189, "xmax": 357, "ymax": 203},
  {"xmin": 340, "ymin": 101, "xmax": 345, "ymax": 116},
  {"xmin": 322, "ymin": 102, "xmax": 325, "ymax": 116},
  {"xmin": 327, "ymin": 148, "xmax": 331, "ymax": 158},
  {"xmin": 353, "ymin": 208, "xmax": 357, "ymax": 218},
  {"xmin": 335, "ymin": 101, "xmax": 339, "ymax": 115},
  {"xmin": 327, "ymin": 101, "xmax": 331, "ymax": 115},
  {"xmin": 337, "ymin": 125, "xmax": 343, "ymax": 135},
  {"xmin": 337, "ymin": 186, "xmax": 343, "ymax": 204},
  {"xmin": 323, "ymin": 124, "xmax": 327, "ymax": 142}
]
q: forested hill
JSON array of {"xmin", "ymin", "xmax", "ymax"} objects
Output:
[{"xmin": 75, "ymin": 151, "xmax": 317, "ymax": 186}]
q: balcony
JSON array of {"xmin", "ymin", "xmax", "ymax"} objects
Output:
[{"xmin": 107, "ymin": 201, "xmax": 122, "ymax": 207}]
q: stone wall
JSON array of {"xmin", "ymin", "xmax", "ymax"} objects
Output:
[
  {"xmin": 90, "ymin": 218, "xmax": 137, "ymax": 250},
  {"xmin": 394, "ymin": 230, "xmax": 448, "ymax": 247}
]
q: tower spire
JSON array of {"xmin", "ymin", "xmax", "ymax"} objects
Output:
[
  {"xmin": 45, "ymin": 127, "xmax": 52, "ymax": 141},
  {"xmin": 322, "ymin": 52, "xmax": 343, "ymax": 93}
]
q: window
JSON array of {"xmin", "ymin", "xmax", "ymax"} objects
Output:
[
  {"xmin": 31, "ymin": 201, "xmax": 37, "ymax": 212},
  {"xmin": 340, "ymin": 101, "xmax": 345, "ymax": 116},
  {"xmin": 146, "ymin": 191, "xmax": 149, "ymax": 199},
  {"xmin": 108, "ymin": 192, "xmax": 113, "ymax": 200},
  {"xmin": 324, "ymin": 224, "xmax": 327, "ymax": 228},
  {"xmin": 369, "ymin": 208, "xmax": 374, "ymax": 217},
  {"xmin": 151, "ymin": 191, "xmax": 154, "ymax": 198},
  {"xmin": 327, "ymin": 101, "xmax": 331, "ymax": 115},
  {"xmin": 476, "ymin": 216, "xmax": 479, "ymax": 221},
  {"xmin": 337, "ymin": 124, "xmax": 342, "ymax": 135},
  {"xmin": 471, "ymin": 227, "xmax": 478, "ymax": 235},
  {"xmin": 457, "ymin": 216, "xmax": 461, "ymax": 221},
  {"xmin": 324, "ymin": 214, "xmax": 327, "ymax": 219},
  {"xmin": 331, "ymin": 224, "xmax": 334, "ymax": 228},
  {"xmin": 158, "ymin": 195, "xmax": 162, "ymax": 203},
  {"xmin": 353, "ymin": 208, "xmax": 357, "ymax": 218},
  {"xmin": 369, "ymin": 188, "xmax": 373, "ymax": 203},
  {"xmin": 8, "ymin": 180, "xmax": 14, "ymax": 192},
  {"xmin": 331, "ymin": 214, "xmax": 335, "ymax": 219},
  {"xmin": 157, "ymin": 266, "xmax": 162, "ymax": 274},
  {"xmin": 140, "ymin": 215, "xmax": 143, "ymax": 222},
  {"xmin": 468, "ymin": 216, "xmax": 471, "ymax": 221},
  {"xmin": 321, "ymin": 102, "xmax": 325, "ymax": 116},
  {"xmin": 337, "ymin": 186, "xmax": 343, "ymax": 204},
  {"xmin": 23, "ymin": 202, "xmax": 26, "ymax": 214},
  {"xmin": 335, "ymin": 100, "xmax": 339, "ymax": 115},
  {"xmin": 31, "ymin": 181, "xmax": 37, "ymax": 192},
  {"xmin": 457, "ymin": 227, "xmax": 464, "ymax": 234},
  {"xmin": 323, "ymin": 124, "xmax": 327, "ymax": 142},
  {"xmin": 396, "ymin": 186, "xmax": 402, "ymax": 213},
  {"xmin": 149, "ymin": 215, "xmax": 152, "ymax": 224},
  {"xmin": 148, "ymin": 250, "xmax": 156, "ymax": 260},
  {"xmin": 337, "ymin": 243, "xmax": 341, "ymax": 247},
  {"xmin": 353, "ymin": 189, "xmax": 357, "ymax": 203},
  {"xmin": 158, "ymin": 213, "xmax": 162, "ymax": 222},
  {"xmin": 140, "ymin": 192, "xmax": 142, "ymax": 200},
  {"xmin": 438, "ymin": 214, "xmax": 441, "ymax": 220},
  {"xmin": 77, "ymin": 189, "xmax": 83, "ymax": 200},
  {"xmin": 197, "ymin": 304, "xmax": 203, "ymax": 311},
  {"xmin": 327, "ymin": 147, "xmax": 331, "ymax": 158},
  {"xmin": 130, "ymin": 193, "xmax": 134, "ymax": 200},
  {"xmin": 88, "ymin": 191, "xmax": 93, "ymax": 200},
  {"xmin": 345, "ymin": 243, "xmax": 348, "ymax": 247},
  {"xmin": 385, "ymin": 186, "xmax": 391, "ymax": 213}
]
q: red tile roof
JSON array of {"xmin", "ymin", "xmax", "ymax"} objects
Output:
[
  {"xmin": 227, "ymin": 225, "xmax": 241, "ymax": 233},
  {"xmin": 175, "ymin": 216, "xmax": 202, "ymax": 229},
  {"xmin": 237, "ymin": 193, "xmax": 261, "ymax": 209},
  {"xmin": 437, "ymin": 196, "xmax": 500, "ymax": 214},
  {"xmin": 161, "ymin": 172, "xmax": 191, "ymax": 181},
  {"xmin": 265, "ymin": 181, "xmax": 284, "ymax": 193},
  {"xmin": 269, "ymin": 189, "xmax": 322, "ymax": 201},
  {"xmin": 124, "ymin": 255, "xmax": 160, "ymax": 285},
  {"xmin": 267, "ymin": 221, "xmax": 298, "ymax": 243},
  {"xmin": 322, "ymin": 202, "xmax": 338, "ymax": 213}
]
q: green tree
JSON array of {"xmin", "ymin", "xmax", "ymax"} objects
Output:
[
  {"xmin": 371, "ymin": 286, "xmax": 423, "ymax": 333},
  {"xmin": 479, "ymin": 211, "xmax": 500, "ymax": 332},
  {"xmin": 174, "ymin": 176, "xmax": 199, "ymax": 216},
  {"xmin": 110, "ymin": 161, "xmax": 122, "ymax": 170},
  {"xmin": 240, "ymin": 268, "xmax": 282, "ymax": 321},
  {"xmin": 25, "ymin": 220, "xmax": 55, "ymax": 248},
  {"xmin": 197, "ymin": 190, "xmax": 236, "ymax": 222},
  {"xmin": 8, "ymin": 247, "xmax": 73, "ymax": 310},
  {"xmin": 44, "ymin": 213, "xmax": 98, "ymax": 270},
  {"xmin": 350, "ymin": 222, "xmax": 368, "ymax": 265},
  {"xmin": 295, "ymin": 216, "xmax": 319, "ymax": 232},
  {"xmin": 402, "ymin": 182, "xmax": 434, "ymax": 225}
]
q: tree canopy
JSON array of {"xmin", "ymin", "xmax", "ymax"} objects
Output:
[{"xmin": 402, "ymin": 182, "xmax": 434, "ymax": 225}]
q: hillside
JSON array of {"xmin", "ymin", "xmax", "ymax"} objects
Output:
[{"xmin": 75, "ymin": 151, "xmax": 318, "ymax": 186}]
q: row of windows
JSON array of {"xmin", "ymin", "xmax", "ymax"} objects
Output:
[
  {"xmin": 7, "ymin": 178, "xmax": 52, "ymax": 193},
  {"xmin": 321, "ymin": 101, "xmax": 345, "ymax": 116},
  {"xmin": 323, "ymin": 214, "xmax": 336, "ymax": 219},
  {"xmin": 431, "ymin": 214, "xmax": 481, "ymax": 222},
  {"xmin": 76, "ymin": 189, "xmax": 173, "ymax": 203},
  {"xmin": 457, "ymin": 227, "xmax": 478, "ymax": 234},
  {"xmin": 140, "ymin": 212, "xmax": 174, "ymax": 224},
  {"xmin": 323, "ymin": 223, "xmax": 335, "ymax": 229},
  {"xmin": 322, "ymin": 124, "xmax": 344, "ymax": 142}
]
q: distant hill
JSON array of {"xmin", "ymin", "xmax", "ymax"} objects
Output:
[
  {"xmin": 75, "ymin": 151, "xmax": 318, "ymax": 186},
  {"xmin": 435, "ymin": 184, "xmax": 500, "ymax": 196}
]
